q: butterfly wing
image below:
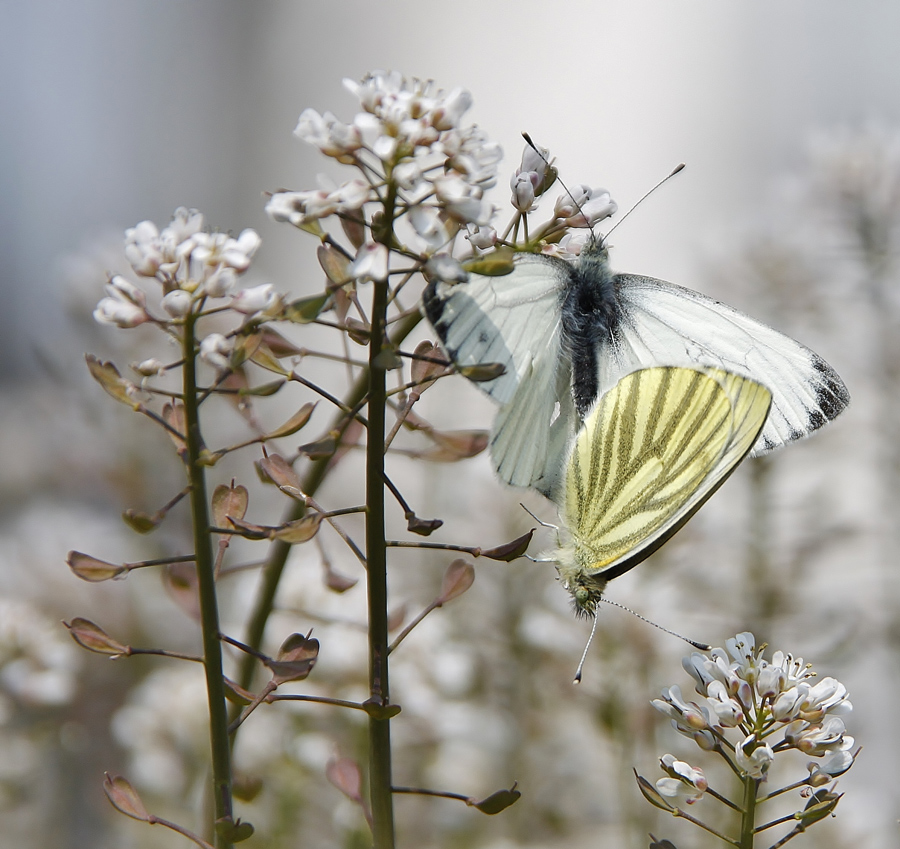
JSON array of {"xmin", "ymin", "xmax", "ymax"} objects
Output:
[
  {"xmin": 423, "ymin": 254, "xmax": 576, "ymax": 493},
  {"xmin": 558, "ymin": 367, "xmax": 771, "ymax": 612},
  {"xmin": 605, "ymin": 275, "xmax": 849, "ymax": 457}
]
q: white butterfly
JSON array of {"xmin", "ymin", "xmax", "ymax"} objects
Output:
[{"xmin": 423, "ymin": 241, "xmax": 849, "ymax": 498}]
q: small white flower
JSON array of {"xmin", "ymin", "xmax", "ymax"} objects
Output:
[
  {"xmin": 431, "ymin": 87, "xmax": 473, "ymax": 131},
  {"xmin": 199, "ymin": 333, "xmax": 233, "ymax": 371},
  {"xmin": 517, "ymin": 142, "xmax": 550, "ymax": 185},
  {"xmin": 803, "ymin": 677, "xmax": 852, "ymax": 719},
  {"xmin": 350, "ymin": 243, "xmax": 389, "ymax": 282},
  {"xmin": 231, "ymin": 283, "xmax": 279, "ymax": 316},
  {"xmin": 756, "ymin": 661, "xmax": 787, "ymax": 700},
  {"xmin": 409, "ymin": 206, "xmax": 450, "ymax": 250},
  {"xmin": 510, "ymin": 172, "xmax": 537, "ymax": 212},
  {"xmin": 294, "ymin": 109, "xmax": 362, "ymax": 160},
  {"xmin": 735, "ymin": 735, "xmax": 774, "ymax": 779},
  {"xmin": 203, "ymin": 266, "xmax": 237, "ymax": 298},
  {"xmin": 133, "ymin": 358, "xmax": 166, "ymax": 377},
  {"xmin": 785, "ymin": 715, "xmax": 848, "ymax": 756},
  {"xmin": 161, "ymin": 207, "xmax": 204, "ymax": 249},
  {"xmin": 706, "ymin": 680, "xmax": 744, "ymax": 727},
  {"xmin": 394, "ymin": 159, "xmax": 424, "ymax": 191},
  {"xmin": 425, "ymin": 254, "xmax": 467, "ymax": 284},
  {"xmin": 433, "ymin": 174, "xmax": 494, "ymax": 225},
  {"xmin": 93, "ymin": 294, "xmax": 149, "ymax": 328},
  {"xmin": 652, "ymin": 684, "xmax": 711, "ymax": 732},
  {"xmin": 332, "ymin": 179, "xmax": 371, "ymax": 211},
  {"xmin": 809, "ymin": 741, "xmax": 855, "ymax": 782},
  {"xmin": 124, "ymin": 220, "xmax": 164, "ymax": 276},
  {"xmin": 107, "ymin": 275, "xmax": 146, "ymax": 307},
  {"xmin": 656, "ymin": 754, "xmax": 708, "ymax": 804},
  {"xmin": 465, "ymin": 224, "xmax": 497, "ymax": 251},
  {"xmin": 161, "ymin": 289, "xmax": 193, "ymax": 318}
]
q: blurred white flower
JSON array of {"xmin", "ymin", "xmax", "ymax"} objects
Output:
[
  {"xmin": 350, "ymin": 243, "xmax": 389, "ymax": 282},
  {"xmin": 199, "ymin": 333, "xmax": 233, "ymax": 370},
  {"xmin": 133, "ymin": 358, "xmax": 166, "ymax": 377},
  {"xmin": 231, "ymin": 283, "xmax": 279, "ymax": 316},
  {"xmin": 425, "ymin": 254, "xmax": 467, "ymax": 284},
  {"xmin": 161, "ymin": 289, "xmax": 193, "ymax": 318},
  {"xmin": 93, "ymin": 294, "xmax": 148, "ymax": 328},
  {"xmin": 0, "ymin": 598, "xmax": 79, "ymax": 706},
  {"xmin": 465, "ymin": 224, "xmax": 496, "ymax": 251}
]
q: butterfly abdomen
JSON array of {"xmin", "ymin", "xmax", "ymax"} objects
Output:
[{"xmin": 561, "ymin": 249, "xmax": 620, "ymax": 417}]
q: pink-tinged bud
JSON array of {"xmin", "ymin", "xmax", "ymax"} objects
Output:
[
  {"xmin": 510, "ymin": 173, "xmax": 536, "ymax": 212},
  {"xmin": 231, "ymin": 283, "xmax": 278, "ymax": 315},
  {"xmin": 93, "ymin": 297, "xmax": 148, "ymax": 328},
  {"xmin": 108, "ymin": 275, "xmax": 146, "ymax": 307}
]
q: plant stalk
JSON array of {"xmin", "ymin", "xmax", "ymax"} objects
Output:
[
  {"xmin": 739, "ymin": 775, "xmax": 759, "ymax": 849},
  {"xmin": 183, "ymin": 312, "xmax": 234, "ymax": 849},
  {"xmin": 366, "ymin": 271, "xmax": 395, "ymax": 848}
]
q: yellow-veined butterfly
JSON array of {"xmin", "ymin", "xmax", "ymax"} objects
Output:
[
  {"xmin": 549, "ymin": 366, "xmax": 771, "ymax": 619},
  {"xmin": 423, "ymin": 240, "xmax": 847, "ymax": 499}
]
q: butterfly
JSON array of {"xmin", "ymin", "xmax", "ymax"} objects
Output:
[
  {"xmin": 423, "ymin": 240, "xmax": 849, "ymax": 499},
  {"xmin": 548, "ymin": 365, "xmax": 771, "ymax": 619}
]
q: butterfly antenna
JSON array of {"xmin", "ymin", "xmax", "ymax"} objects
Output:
[
  {"xmin": 573, "ymin": 613, "xmax": 599, "ymax": 684},
  {"xmin": 521, "ymin": 132, "xmax": 592, "ymax": 236},
  {"xmin": 604, "ymin": 163, "xmax": 685, "ymax": 241},
  {"xmin": 599, "ymin": 597, "xmax": 710, "ymax": 651},
  {"xmin": 518, "ymin": 502, "xmax": 557, "ymax": 530}
]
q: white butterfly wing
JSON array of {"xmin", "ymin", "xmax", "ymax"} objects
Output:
[
  {"xmin": 424, "ymin": 255, "xmax": 573, "ymax": 492},
  {"xmin": 605, "ymin": 274, "xmax": 849, "ymax": 457}
]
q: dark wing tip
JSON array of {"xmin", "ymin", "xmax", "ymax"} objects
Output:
[{"xmin": 811, "ymin": 354, "xmax": 851, "ymax": 424}]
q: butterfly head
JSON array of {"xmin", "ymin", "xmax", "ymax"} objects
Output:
[{"xmin": 553, "ymin": 545, "xmax": 610, "ymax": 618}]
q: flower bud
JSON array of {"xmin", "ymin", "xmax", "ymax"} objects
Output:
[
  {"xmin": 161, "ymin": 289, "xmax": 193, "ymax": 318},
  {"xmin": 231, "ymin": 283, "xmax": 278, "ymax": 316}
]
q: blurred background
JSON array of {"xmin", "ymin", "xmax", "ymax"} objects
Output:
[{"xmin": 2, "ymin": 1, "xmax": 898, "ymax": 847}]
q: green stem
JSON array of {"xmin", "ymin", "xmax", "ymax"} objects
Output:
[
  {"xmin": 739, "ymin": 775, "xmax": 759, "ymax": 849},
  {"xmin": 366, "ymin": 270, "xmax": 394, "ymax": 848},
  {"xmin": 182, "ymin": 313, "xmax": 234, "ymax": 849},
  {"xmin": 231, "ymin": 308, "xmax": 421, "ymax": 705}
]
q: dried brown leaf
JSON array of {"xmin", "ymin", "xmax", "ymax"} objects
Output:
[
  {"xmin": 318, "ymin": 243, "xmax": 353, "ymax": 286},
  {"xmin": 273, "ymin": 513, "xmax": 323, "ymax": 544},
  {"xmin": 259, "ymin": 453, "xmax": 303, "ymax": 490},
  {"xmin": 438, "ymin": 559, "xmax": 475, "ymax": 604},
  {"xmin": 85, "ymin": 355, "xmax": 140, "ymax": 408},
  {"xmin": 65, "ymin": 618, "xmax": 130, "ymax": 656},
  {"xmin": 67, "ymin": 551, "xmax": 125, "ymax": 582},
  {"xmin": 480, "ymin": 530, "xmax": 534, "ymax": 562},
  {"xmin": 267, "ymin": 633, "xmax": 319, "ymax": 684},
  {"xmin": 212, "ymin": 483, "xmax": 249, "ymax": 529},
  {"xmin": 103, "ymin": 773, "xmax": 151, "ymax": 821},
  {"xmin": 264, "ymin": 402, "xmax": 317, "ymax": 440}
]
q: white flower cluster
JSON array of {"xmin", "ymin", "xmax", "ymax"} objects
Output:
[
  {"xmin": 267, "ymin": 71, "xmax": 503, "ymax": 259},
  {"xmin": 652, "ymin": 633, "xmax": 854, "ymax": 801},
  {"xmin": 0, "ymin": 597, "xmax": 79, "ymax": 707},
  {"xmin": 94, "ymin": 207, "xmax": 281, "ymax": 370}
]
